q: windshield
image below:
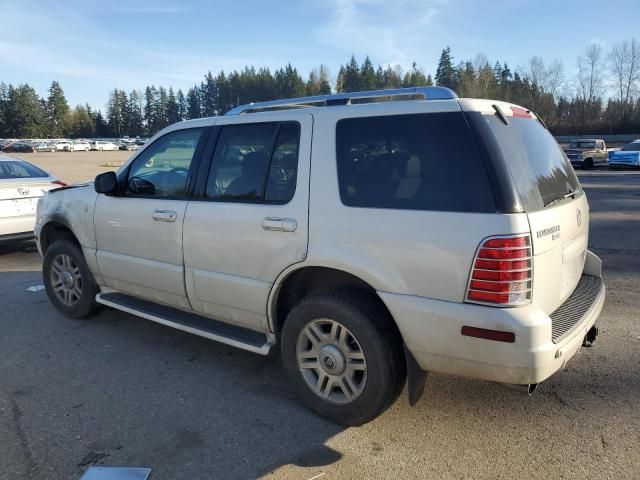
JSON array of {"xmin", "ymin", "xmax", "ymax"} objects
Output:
[
  {"xmin": 473, "ymin": 114, "xmax": 580, "ymax": 211},
  {"xmin": 569, "ymin": 141, "xmax": 595, "ymax": 149},
  {"xmin": 0, "ymin": 160, "xmax": 48, "ymax": 179},
  {"xmin": 621, "ymin": 142, "xmax": 640, "ymax": 152}
]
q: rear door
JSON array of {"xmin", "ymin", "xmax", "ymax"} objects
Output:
[
  {"xmin": 468, "ymin": 108, "xmax": 587, "ymax": 313},
  {"xmin": 182, "ymin": 114, "xmax": 312, "ymax": 331}
]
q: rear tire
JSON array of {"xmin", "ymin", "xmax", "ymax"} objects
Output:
[
  {"xmin": 43, "ymin": 240, "xmax": 100, "ymax": 319},
  {"xmin": 281, "ymin": 290, "xmax": 406, "ymax": 426}
]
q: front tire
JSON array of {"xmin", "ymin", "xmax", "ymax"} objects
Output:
[
  {"xmin": 582, "ymin": 158, "xmax": 593, "ymax": 169},
  {"xmin": 43, "ymin": 240, "xmax": 100, "ymax": 319},
  {"xmin": 281, "ymin": 291, "xmax": 405, "ymax": 426}
]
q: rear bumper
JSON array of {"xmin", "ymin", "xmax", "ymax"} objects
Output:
[{"xmin": 380, "ymin": 250, "xmax": 605, "ymax": 385}]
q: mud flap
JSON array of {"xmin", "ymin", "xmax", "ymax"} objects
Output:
[{"xmin": 404, "ymin": 346, "xmax": 428, "ymax": 406}]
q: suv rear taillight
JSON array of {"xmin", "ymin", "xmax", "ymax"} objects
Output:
[{"xmin": 466, "ymin": 234, "xmax": 532, "ymax": 307}]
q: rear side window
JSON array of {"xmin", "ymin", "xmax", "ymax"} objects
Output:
[
  {"xmin": 0, "ymin": 161, "xmax": 48, "ymax": 179},
  {"xmin": 474, "ymin": 114, "xmax": 580, "ymax": 211},
  {"xmin": 205, "ymin": 122, "xmax": 300, "ymax": 204},
  {"xmin": 336, "ymin": 112, "xmax": 496, "ymax": 212}
]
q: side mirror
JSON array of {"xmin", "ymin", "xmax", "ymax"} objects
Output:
[
  {"xmin": 94, "ymin": 171, "xmax": 118, "ymax": 195},
  {"xmin": 127, "ymin": 176, "xmax": 155, "ymax": 195}
]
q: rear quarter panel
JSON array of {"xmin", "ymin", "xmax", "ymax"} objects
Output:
[{"xmin": 305, "ymin": 102, "xmax": 531, "ymax": 301}]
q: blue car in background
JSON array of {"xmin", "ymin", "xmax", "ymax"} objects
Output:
[{"xmin": 609, "ymin": 140, "xmax": 640, "ymax": 169}]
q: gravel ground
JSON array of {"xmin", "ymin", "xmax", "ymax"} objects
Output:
[{"xmin": 0, "ymin": 162, "xmax": 638, "ymax": 479}]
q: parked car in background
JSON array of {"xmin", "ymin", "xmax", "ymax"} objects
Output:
[
  {"xmin": 4, "ymin": 142, "xmax": 35, "ymax": 153},
  {"xmin": 91, "ymin": 141, "xmax": 120, "ymax": 151},
  {"xmin": 609, "ymin": 140, "xmax": 640, "ymax": 169},
  {"xmin": 67, "ymin": 141, "xmax": 91, "ymax": 152},
  {"xmin": 54, "ymin": 141, "xmax": 71, "ymax": 151},
  {"xmin": 563, "ymin": 139, "xmax": 607, "ymax": 169},
  {"xmin": 33, "ymin": 141, "xmax": 57, "ymax": 152},
  {"xmin": 1, "ymin": 155, "xmax": 65, "ymax": 243},
  {"xmin": 119, "ymin": 141, "xmax": 140, "ymax": 151}
]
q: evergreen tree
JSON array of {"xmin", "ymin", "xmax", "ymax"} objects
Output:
[
  {"xmin": 274, "ymin": 64, "xmax": 306, "ymax": 98},
  {"xmin": 201, "ymin": 72, "xmax": 218, "ymax": 116},
  {"xmin": 166, "ymin": 87, "xmax": 180, "ymax": 125},
  {"xmin": 6, "ymin": 84, "xmax": 46, "ymax": 138},
  {"xmin": 425, "ymin": 74, "xmax": 434, "ymax": 86},
  {"xmin": 186, "ymin": 86, "xmax": 201, "ymax": 119},
  {"xmin": 94, "ymin": 110, "xmax": 109, "ymax": 137},
  {"xmin": 68, "ymin": 105, "xmax": 95, "ymax": 138},
  {"xmin": 127, "ymin": 90, "xmax": 144, "ymax": 136},
  {"xmin": 176, "ymin": 89, "xmax": 187, "ymax": 121},
  {"xmin": 435, "ymin": 46, "xmax": 456, "ymax": 89},
  {"xmin": 360, "ymin": 56, "xmax": 376, "ymax": 90},
  {"xmin": 343, "ymin": 56, "xmax": 361, "ymax": 92},
  {"xmin": 403, "ymin": 62, "xmax": 428, "ymax": 87},
  {"xmin": 0, "ymin": 82, "xmax": 9, "ymax": 137},
  {"xmin": 46, "ymin": 81, "xmax": 69, "ymax": 137}
]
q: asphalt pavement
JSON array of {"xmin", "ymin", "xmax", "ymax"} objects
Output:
[{"xmin": 0, "ymin": 170, "xmax": 638, "ymax": 479}]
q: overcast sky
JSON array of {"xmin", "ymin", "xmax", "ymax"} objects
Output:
[{"xmin": 1, "ymin": 0, "xmax": 638, "ymax": 111}]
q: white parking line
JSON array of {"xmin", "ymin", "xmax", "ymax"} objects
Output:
[{"xmin": 26, "ymin": 285, "xmax": 45, "ymax": 292}]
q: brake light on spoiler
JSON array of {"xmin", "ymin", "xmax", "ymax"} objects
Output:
[{"xmin": 466, "ymin": 234, "xmax": 532, "ymax": 307}]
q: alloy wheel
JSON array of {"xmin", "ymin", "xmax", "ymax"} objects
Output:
[
  {"xmin": 296, "ymin": 318, "xmax": 367, "ymax": 404},
  {"xmin": 49, "ymin": 254, "xmax": 83, "ymax": 306}
]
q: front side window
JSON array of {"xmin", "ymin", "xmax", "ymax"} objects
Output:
[
  {"xmin": 205, "ymin": 122, "xmax": 300, "ymax": 204},
  {"xmin": 336, "ymin": 112, "xmax": 496, "ymax": 212},
  {"xmin": 125, "ymin": 128, "xmax": 204, "ymax": 197}
]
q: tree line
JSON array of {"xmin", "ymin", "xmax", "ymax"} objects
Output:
[{"xmin": 1, "ymin": 40, "xmax": 639, "ymax": 139}]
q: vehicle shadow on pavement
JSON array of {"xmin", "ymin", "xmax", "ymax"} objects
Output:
[
  {"xmin": 0, "ymin": 269, "xmax": 344, "ymax": 480},
  {"xmin": 0, "ymin": 240, "xmax": 38, "ymax": 256}
]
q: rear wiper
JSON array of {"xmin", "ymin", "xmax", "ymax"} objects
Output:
[{"xmin": 544, "ymin": 189, "xmax": 577, "ymax": 208}]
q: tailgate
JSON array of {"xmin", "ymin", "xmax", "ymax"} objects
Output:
[{"xmin": 527, "ymin": 193, "xmax": 589, "ymax": 313}]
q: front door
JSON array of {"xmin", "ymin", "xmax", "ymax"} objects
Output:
[
  {"xmin": 183, "ymin": 115, "xmax": 312, "ymax": 331},
  {"xmin": 94, "ymin": 127, "xmax": 208, "ymax": 310}
]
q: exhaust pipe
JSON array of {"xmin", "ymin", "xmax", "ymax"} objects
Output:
[{"xmin": 500, "ymin": 383, "xmax": 538, "ymax": 395}]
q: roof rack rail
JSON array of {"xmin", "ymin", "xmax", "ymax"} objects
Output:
[{"xmin": 225, "ymin": 86, "xmax": 457, "ymax": 115}]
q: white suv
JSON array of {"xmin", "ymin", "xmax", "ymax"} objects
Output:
[{"xmin": 34, "ymin": 88, "xmax": 605, "ymax": 425}]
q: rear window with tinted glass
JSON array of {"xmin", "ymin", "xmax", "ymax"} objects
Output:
[
  {"xmin": 335, "ymin": 112, "xmax": 496, "ymax": 212},
  {"xmin": 0, "ymin": 160, "xmax": 48, "ymax": 179},
  {"xmin": 472, "ymin": 114, "xmax": 580, "ymax": 211}
]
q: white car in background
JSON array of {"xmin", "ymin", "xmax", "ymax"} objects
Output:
[
  {"xmin": 0, "ymin": 155, "xmax": 65, "ymax": 243},
  {"xmin": 91, "ymin": 141, "xmax": 120, "ymax": 151},
  {"xmin": 54, "ymin": 141, "xmax": 71, "ymax": 151},
  {"xmin": 67, "ymin": 141, "xmax": 91, "ymax": 152}
]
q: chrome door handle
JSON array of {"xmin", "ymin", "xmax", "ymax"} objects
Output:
[
  {"xmin": 152, "ymin": 210, "xmax": 177, "ymax": 222},
  {"xmin": 262, "ymin": 217, "xmax": 297, "ymax": 232}
]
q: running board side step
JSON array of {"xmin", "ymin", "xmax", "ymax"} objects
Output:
[{"xmin": 96, "ymin": 292, "xmax": 275, "ymax": 355}]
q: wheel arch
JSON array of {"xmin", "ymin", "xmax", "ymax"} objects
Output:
[
  {"xmin": 39, "ymin": 218, "xmax": 80, "ymax": 253},
  {"xmin": 269, "ymin": 264, "xmax": 401, "ymax": 337}
]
